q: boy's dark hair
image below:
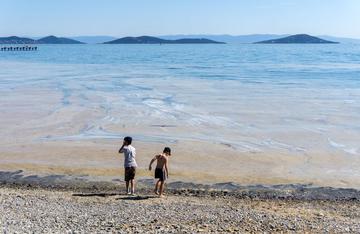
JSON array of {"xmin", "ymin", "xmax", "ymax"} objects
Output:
[
  {"xmin": 124, "ymin": 136, "xmax": 132, "ymax": 145},
  {"xmin": 163, "ymin": 147, "xmax": 171, "ymax": 155}
]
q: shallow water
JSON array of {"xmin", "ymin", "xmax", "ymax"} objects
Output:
[{"xmin": 1, "ymin": 44, "xmax": 360, "ymax": 188}]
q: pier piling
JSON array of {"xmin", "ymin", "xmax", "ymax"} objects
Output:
[{"xmin": 0, "ymin": 46, "xmax": 38, "ymax": 51}]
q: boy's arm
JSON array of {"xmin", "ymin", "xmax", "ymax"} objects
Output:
[
  {"xmin": 118, "ymin": 144, "xmax": 125, "ymax": 153},
  {"xmin": 148, "ymin": 155, "xmax": 157, "ymax": 171},
  {"xmin": 164, "ymin": 157, "xmax": 169, "ymax": 178}
]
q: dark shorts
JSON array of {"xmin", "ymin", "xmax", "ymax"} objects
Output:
[
  {"xmin": 124, "ymin": 167, "xmax": 136, "ymax": 181},
  {"xmin": 155, "ymin": 168, "xmax": 166, "ymax": 181}
]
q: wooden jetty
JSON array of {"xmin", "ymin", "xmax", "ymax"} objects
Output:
[{"xmin": 1, "ymin": 46, "xmax": 38, "ymax": 51}]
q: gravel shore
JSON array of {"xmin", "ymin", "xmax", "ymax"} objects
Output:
[{"xmin": 1, "ymin": 186, "xmax": 359, "ymax": 233}]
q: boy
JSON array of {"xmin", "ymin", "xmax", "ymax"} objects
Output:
[
  {"xmin": 119, "ymin": 136, "xmax": 137, "ymax": 195},
  {"xmin": 148, "ymin": 147, "xmax": 171, "ymax": 197}
]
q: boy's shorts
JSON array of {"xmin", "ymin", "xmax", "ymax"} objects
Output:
[
  {"xmin": 124, "ymin": 167, "xmax": 136, "ymax": 181},
  {"xmin": 155, "ymin": 168, "xmax": 166, "ymax": 181}
]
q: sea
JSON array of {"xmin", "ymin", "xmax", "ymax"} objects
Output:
[{"xmin": 1, "ymin": 43, "xmax": 360, "ymax": 187}]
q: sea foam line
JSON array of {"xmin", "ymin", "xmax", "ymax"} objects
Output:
[{"xmin": 328, "ymin": 138, "xmax": 358, "ymax": 155}]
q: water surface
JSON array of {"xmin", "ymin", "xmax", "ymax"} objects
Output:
[{"xmin": 1, "ymin": 44, "xmax": 360, "ymax": 188}]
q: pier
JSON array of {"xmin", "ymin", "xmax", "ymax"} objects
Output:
[{"xmin": 1, "ymin": 46, "xmax": 38, "ymax": 51}]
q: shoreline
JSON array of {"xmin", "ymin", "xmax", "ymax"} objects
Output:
[{"xmin": 1, "ymin": 169, "xmax": 359, "ymax": 201}]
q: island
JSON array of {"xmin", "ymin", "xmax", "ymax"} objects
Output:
[
  {"xmin": 0, "ymin": 36, "xmax": 36, "ymax": 44},
  {"xmin": 103, "ymin": 36, "xmax": 225, "ymax": 44},
  {"xmin": 0, "ymin": 36, "xmax": 85, "ymax": 44},
  {"xmin": 254, "ymin": 34, "xmax": 339, "ymax": 44},
  {"xmin": 36, "ymin": 36, "xmax": 84, "ymax": 44}
]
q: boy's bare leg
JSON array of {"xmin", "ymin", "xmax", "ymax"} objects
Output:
[
  {"xmin": 154, "ymin": 180, "xmax": 160, "ymax": 195},
  {"xmin": 126, "ymin": 181, "xmax": 130, "ymax": 194},
  {"xmin": 159, "ymin": 181, "xmax": 165, "ymax": 197},
  {"xmin": 130, "ymin": 179, "xmax": 135, "ymax": 195}
]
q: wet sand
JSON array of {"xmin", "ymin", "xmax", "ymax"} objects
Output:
[{"xmin": 1, "ymin": 134, "xmax": 360, "ymax": 189}]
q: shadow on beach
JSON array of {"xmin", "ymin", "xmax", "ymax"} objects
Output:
[
  {"xmin": 72, "ymin": 193, "xmax": 157, "ymax": 200},
  {"xmin": 72, "ymin": 192, "xmax": 120, "ymax": 198},
  {"xmin": 116, "ymin": 195, "xmax": 158, "ymax": 200}
]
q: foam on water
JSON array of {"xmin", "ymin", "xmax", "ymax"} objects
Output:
[{"xmin": 328, "ymin": 138, "xmax": 359, "ymax": 155}]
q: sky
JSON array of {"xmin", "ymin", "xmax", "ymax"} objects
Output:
[{"xmin": 1, "ymin": 0, "xmax": 359, "ymax": 38}]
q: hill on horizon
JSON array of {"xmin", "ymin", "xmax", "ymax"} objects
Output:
[
  {"xmin": 254, "ymin": 34, "xmax": 339, "ymax": 44},
  {"xmin": 104, "ymin": 36, "xmax": 225, "ymax": 44},
  {"xmin": 0, "ymin": 36, "xmax": 85, "ymax": 44},
  {"xmin": 0, "ymin": 36, "xmax": 36, "ymax": 44},
  {"xmin": 37, "ymin": 36, "xmax": 84, "ymax": 44}
]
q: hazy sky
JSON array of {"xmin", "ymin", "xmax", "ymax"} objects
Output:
[{"xmin": 1, "ymin": 0, "xmax": 359, "ymax": 38}]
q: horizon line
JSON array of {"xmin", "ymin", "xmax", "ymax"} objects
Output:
[{"xmin": 1, "ymin": 33, "xmax": 360, "ymax": 40}]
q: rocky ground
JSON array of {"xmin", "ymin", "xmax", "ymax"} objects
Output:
[{"xmin": 1, "ymin": 186, "xmax": 359, "ymax": 233}]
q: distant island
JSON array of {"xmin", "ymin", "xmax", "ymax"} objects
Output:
[
  {"xmin": 254, "ymin": 34, "xmax": 339, "ymax": 44},
  {"xmin": 103, "ymin": 36, "xmax": 225, "ymax": 44},
  {"xmin": 0, "ymin": 36, "xmax": 84, "ymax": 44},
  {"xmin": 36, "ymin": 36, "xmax": 84, "ymax": 44},
  {"xmin": 0, "ymin": 36, "xmax": 36, "ymax": 44}
]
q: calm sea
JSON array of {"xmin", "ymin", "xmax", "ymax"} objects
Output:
[{"xmin": 1, "ymin": 43, "xmax": 360, "ymax": 169}]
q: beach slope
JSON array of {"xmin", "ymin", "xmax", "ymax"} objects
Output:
[{"xmin": 1, "ymin": 185, "xmax": 359, "ymax": 233}]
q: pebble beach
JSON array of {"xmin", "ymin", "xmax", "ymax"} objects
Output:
[{"xmin": 1, "ymin": 183, "xmax": 360, "ymax": 233}]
